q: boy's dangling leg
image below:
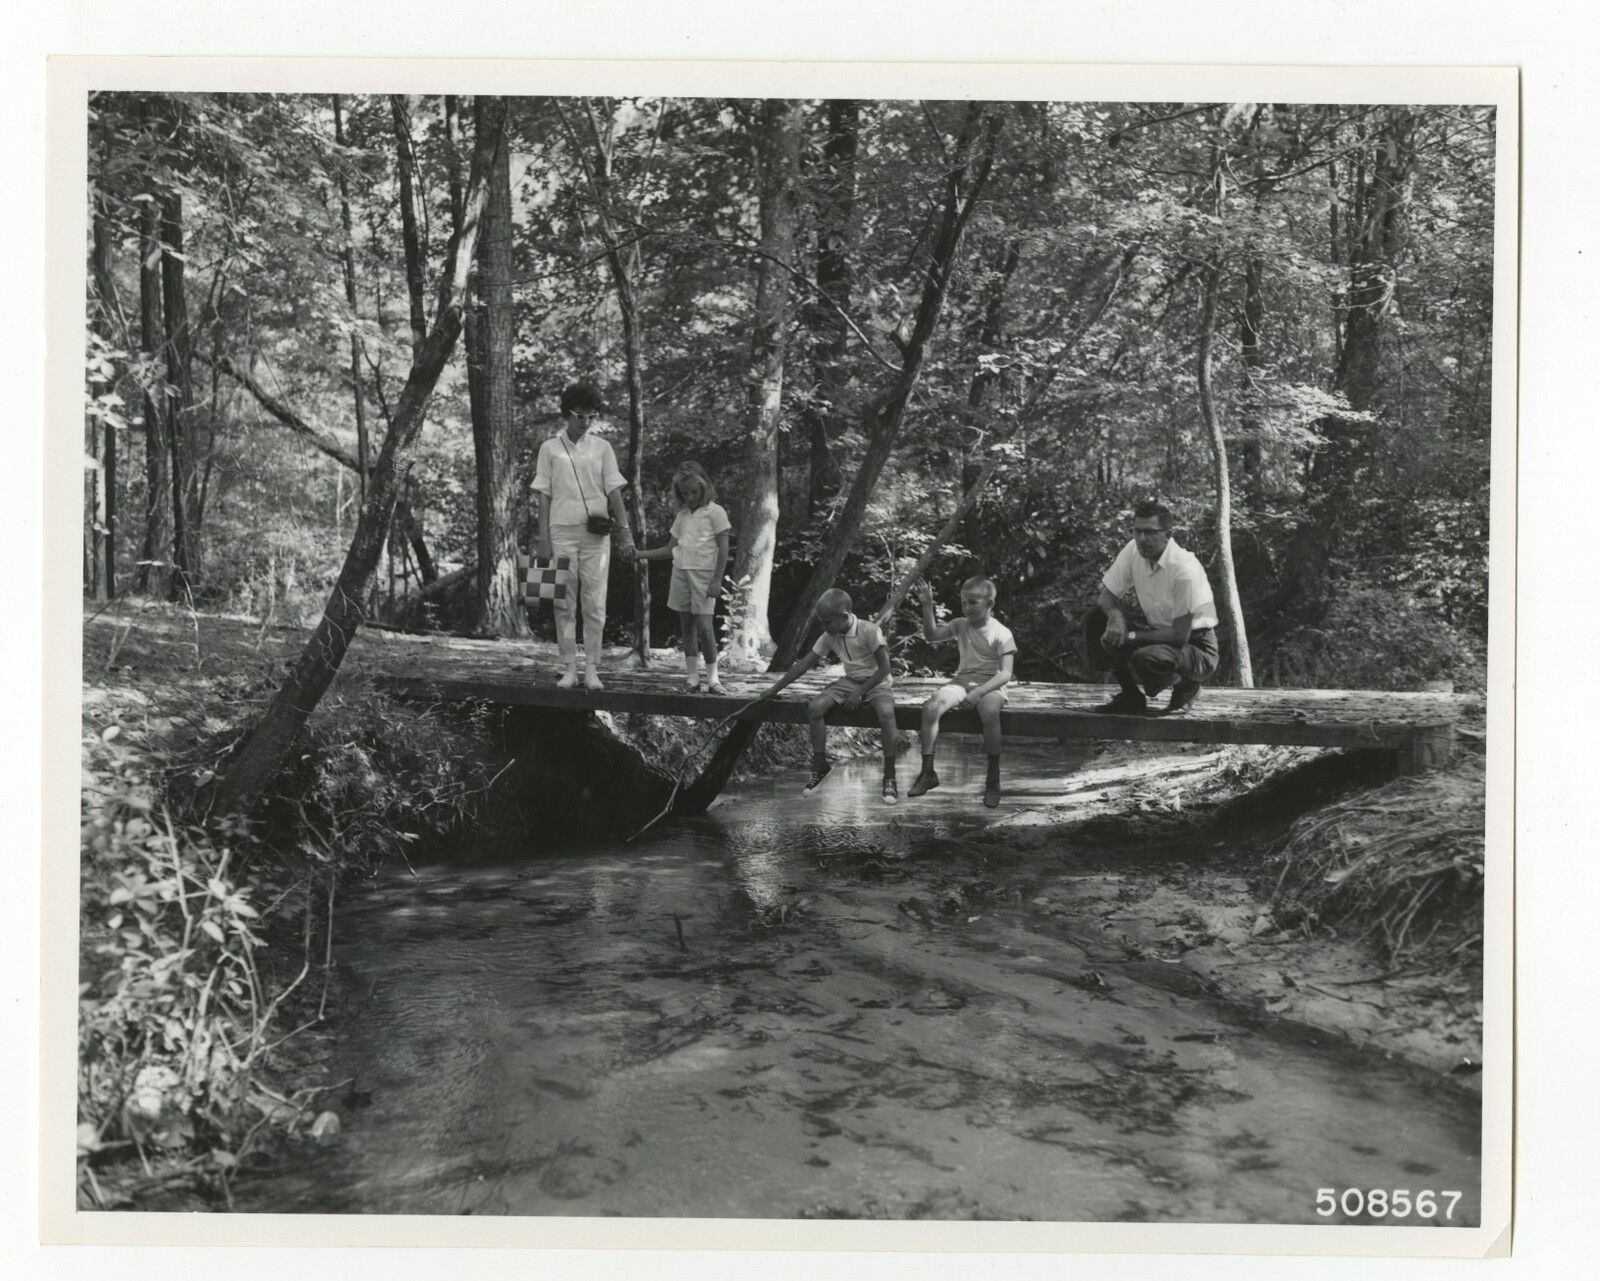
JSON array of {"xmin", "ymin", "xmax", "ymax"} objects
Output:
[
  {"xmin": 978, "ymin": 691, "xmax": 1004, "ymax": 808},
  {"xmin": 804, "ymin": 696, "xmax": 832, "ymax": 793},
  {"xmin": 909, "ymin": 690, "xmax": 953, "ymax": 798},
  {"xmin": 877, "ymin": 700, "xmax": 900, "ymax": 805}
]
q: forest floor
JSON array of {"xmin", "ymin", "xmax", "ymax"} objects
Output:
[{"xmin": 74, "ymin": 603, "xmax": 1486, "ymax": 1212}]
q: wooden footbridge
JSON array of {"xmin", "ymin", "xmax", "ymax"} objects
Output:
[{"xmin": 346, "ymin": 630, "xmax": 1469, "ymax": 774}]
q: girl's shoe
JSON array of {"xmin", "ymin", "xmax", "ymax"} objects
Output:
[
  {"xmin": 685, "ymin": 675, "xmax": 705, "ymax": 692},
  {"xmin": 705, "ymin": 679, "xmax": 727, "ymax": 695}
]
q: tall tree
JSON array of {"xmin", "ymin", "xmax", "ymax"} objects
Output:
[
  {"xmin": 158, "ymin": 188, "xmax": 194, "ymax": 599},
  {"xmin": 211, "ymin": 96, "xmax": 506, "ymax": 816},
  {"xmin": 681, "ymin": 101, "xmax": 1005, "ymax": 811},
  {"xmin": 725, "ymin": 98, "xmax": 804, "ymax": 663},
  {"xmin": 465, "ymin": 95, "xmax": 529, "ymax": 636},
  {"xmin": 804, "ymin": 98, "xmax": 859, "ymax": 520},
  {"xmin": 331, "ymin": 97, "xmax": 371, "ymax": 504},
  {"xmin": 134, "ymin": 197, "xmax": 170, "ymax": 598},
  {"xmin": 1198, "ymin": 254, "xmax": 1254, "ymax": 686},
  {"xmin": 1275, "ymin": 106, "xmax": 1418, "ymax": 630}
]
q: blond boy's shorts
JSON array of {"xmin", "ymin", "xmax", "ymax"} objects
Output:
[{"xmin": 936, "ymin": 675, "xmax": 1008, "ymax": 706}]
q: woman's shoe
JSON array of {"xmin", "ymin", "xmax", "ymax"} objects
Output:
[
  {"xmin": 583, "ymin": 670, "xmax": 605, "ymax": 691},
  {"xmin": 556, "ymin": 670, "xmax": 579, "ymax": 690}
]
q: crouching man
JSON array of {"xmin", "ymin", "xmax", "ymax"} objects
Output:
[{"xmin": 1084, "ymin": 502, "xmax": 1220, "ymax": 715}]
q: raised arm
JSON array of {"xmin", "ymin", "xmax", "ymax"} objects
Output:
[{"xmin": 919, "ymin": 583, "xmax": 954, "ymax": 644}]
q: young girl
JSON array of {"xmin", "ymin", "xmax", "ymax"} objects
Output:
[{"xmin": 636, "ymin": 462, "xmax": 733, "ymax": 693}]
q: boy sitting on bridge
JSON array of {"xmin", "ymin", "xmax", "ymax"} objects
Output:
[
  {"xmin": 908, "ymin": 576, "xmax": 1016, "ymax": 809},
  {"xmin": 762, "ymin": 588, "xmax": 902, "ymax": 805}
]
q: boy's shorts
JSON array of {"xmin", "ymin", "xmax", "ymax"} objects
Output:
[
  {"xmin": 815, "ymin": 676, "xmax": 897, "ymax": 715},
  {"xmin": 668, "ymin": 564, "xmax": 718, "ymax": 615},
  {"xmin": 936, "ymin": 675, "xmax": 1008, "ymax": 706}
]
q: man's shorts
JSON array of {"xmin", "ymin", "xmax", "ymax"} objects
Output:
[
  {"xmin": 936, "ymin": 674, "xmax": 1009, "ymax": 706},
  {"xmin": 815, "ymin": 676, "xmax": 897, "ymax": 714},
  {"xmin": 668, "ymin": 564, "xmax": 718, "ymax": 615}
]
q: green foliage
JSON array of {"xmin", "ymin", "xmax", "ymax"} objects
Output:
[
  {"xmin": 1259, "ymin": 584, "xmax": 1487, "ymax": 692},
  {"xmin": 79, "ymin": 722, "xmax": 304, "ymax": 1190}
]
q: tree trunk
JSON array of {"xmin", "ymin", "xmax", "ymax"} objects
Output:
[
  {"xmin": 390, "ymin": 95, "xmax": 430, "ymax": 350},
  {"xmin": 573, "ymin": 98, "xmax": 654, "ymax": 661},
  {"xmin": 333, "ymin": 96, "xmax": 371, "ymax": 506},
  {"xmin": 466, "ymin": 95, "xmax": 529, "ymax": 636},
  {"xmin": 87, "ymin": 189, "xmax": 119, "ymax": 600},
  {"xmin": 680, "ymin": 102, "xmax": 1004, "ymax": 813},
  {"xmin": 159, "ymin": 190, "xmax": 193, "ymax": 599},
  {"xmin": 136, "ymin": 199, "xmax": 170, "ymax": 597},
  {"xmin": 805, "ymin": 98, "xmax": 858, "ymax": 521},
  {"xmin": 727, "ymin": 98, "xmax": 804, "ymax": 664},
  {"xmin": 1238, "ymin": 252, "xmax": 1267, "ymax": 515},
  {"xmin": 211, "ymin": 97, "xmax": 505, "ymax": 817},
  {"xmin": 1198, "ymin": 259, "xmax": 1254, "ymax": 687},
  {"xmin": 1275, "ymin": 108, "xmax": 1417, "ymax": 631}
]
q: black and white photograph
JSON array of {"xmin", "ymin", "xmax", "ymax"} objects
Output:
[{"xmin": 48, "ymin": 55, "xmax": 1515, "ymax": 1253}]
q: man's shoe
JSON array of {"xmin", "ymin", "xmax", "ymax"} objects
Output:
[
  {"xmin": 907, "ymin": 769, "xmax": 940, "ymax": 798},
  {"xmin": 982, "ymin": 782, "xmax": 1001, "ymax": 809},
  {"xmin": 1164, "ymin": 679, "xmax": 1201, "ymax": 715},
  {"xmin": 1092, "ymin": 690, "xmax": 1148, "ymax": 715},
  {"xmin": 882, "ymin": 776, "xmax": 899, "ymax": 805},
  {"xmin": 804, "ymin": 763, "xmax": 833, "ymax": 793}
]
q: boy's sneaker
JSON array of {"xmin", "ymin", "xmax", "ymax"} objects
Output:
[
  {"xmin": 1092, "ymin": 690, "xmax": 1147, "ymax": 715},
  {"xmin": 907, "ymin": 769, "xmax": 940, "ymax": 798},
  {"xmin": 881, "ymin": 776, "xmax": 899, "ymax": 805},
  {"xmin": 804, "ymin": 763, "xmax": 833, "ymax": 793},
  {"xmin": 982, "ymin": 782, "xmax": 1002, "ymax": 809}
]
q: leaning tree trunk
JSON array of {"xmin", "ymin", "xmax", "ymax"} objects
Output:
[
  {"xmin": 680, "ymin": 102, "xmax": 1004, "ymax": 813},
  {"xmin": 210, "ymin": 97, "xmax": 505, "ymax": 817},
  {"xmin": 465, "ymin": 95, "xmax": 529, "ymax": 636},
  {"xmin": 805, "ymin": 98, "xmax": 859, "ymax": 520},
  {"xmin": 1198, "ymin": 258, "xmax": 1254, "ymax": 687},
  {"xmin": 727, "ymin": 98, "xmax": 804, "ymax": 665},
  {"xmin": 135, "ymin": 199, "xmax": 170, "ymax": 598}
]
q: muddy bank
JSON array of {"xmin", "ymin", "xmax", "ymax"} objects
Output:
[{"xmin": 944, "ymin": 743, "xmax": 1483, "ymax": 1086}]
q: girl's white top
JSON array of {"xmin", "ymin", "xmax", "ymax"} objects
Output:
[{"xmin": 669, "ymin": 502, "xmax": 731, "ymax": 571}]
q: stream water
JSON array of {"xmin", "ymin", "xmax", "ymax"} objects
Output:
[{"xmin": 238, "ymin": 739, "xmax": 1480, "ymax": 1224}]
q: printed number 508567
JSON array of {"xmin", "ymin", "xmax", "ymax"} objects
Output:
[{"xmin": 1315, "ymin": 1188, "xmax": 1462, "ymax": 1220}]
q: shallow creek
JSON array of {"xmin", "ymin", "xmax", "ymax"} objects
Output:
[{"xmin": 238, "ymin": 739, "xmax": 1480, "ymax": 1223}]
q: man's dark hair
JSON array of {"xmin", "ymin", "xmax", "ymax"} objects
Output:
[
  {"xmin": 1133, "ymin": 501, "xmax": 1173, "ymax": 530},
  {"xmin": 560, "ymin": 382, "xmax": 607, "ymax": 416}
]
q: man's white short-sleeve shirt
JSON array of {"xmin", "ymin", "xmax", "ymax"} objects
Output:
[
  {"xmin": 531, "ymin": 429, "xmax": 626, "ymax": 527},
  {"xmin": 1102, "ymin": 539, "xmax": 1219, "ymax": 629}
]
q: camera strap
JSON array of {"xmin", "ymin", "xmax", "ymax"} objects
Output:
[{"xmin": 559, "ymin": 433, "xmax": 600, "ymax": 517}]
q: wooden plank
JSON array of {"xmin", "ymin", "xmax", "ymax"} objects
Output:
[{"xmin": 336, "ymin": 630, "xmax": 1472, "ymax": 755}]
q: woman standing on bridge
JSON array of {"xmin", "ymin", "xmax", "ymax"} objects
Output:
[{"xmin": 532, "ymin": 383, "xmax": 636, "ymax": 689}]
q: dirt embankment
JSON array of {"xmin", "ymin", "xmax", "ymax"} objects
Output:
[{"xmin": 917, "ymin": 741, "xmax": 1485, "ymax": 1087}]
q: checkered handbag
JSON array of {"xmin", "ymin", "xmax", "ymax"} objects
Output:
[{"xmin": 515, "ymin": 552, "xmax": 572, "ymax": 604}]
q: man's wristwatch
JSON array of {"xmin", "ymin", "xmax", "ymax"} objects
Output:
[{"xmin": 1127, "ymin": 630, "xmax": 1138, "ymax": 645}]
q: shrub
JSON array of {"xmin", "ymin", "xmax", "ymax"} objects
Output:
[{"xmin": 1260, "ymin": 585, "xmax": 1486, "ymax": 692}]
